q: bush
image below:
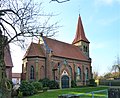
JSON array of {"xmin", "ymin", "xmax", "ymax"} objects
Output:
[
  {"xmin": 6, "ymin": 80, "xmax": 12, "ymax": 91},
  {"xmin": 19, "ymin": 81, "xmax": 35, "ymax": 96},
  {"xmin": 99, "ymin": 79, "xmax": 120, "ymax": 86},
  {"xmin": 39, "ymin": 78, "xmax": 59, "ymax": 89},
  {"xmin": 49, "ymin": 80, "xmax": 59, "ymax": 89},
  {"xmin": 43, "ymin": 87, "xmax": 49, "ymax": 92},
  {"xmin": 8, "ymin": 79, "xmax": 14, "ymax": 88},
  {"xmin": 17, "ymin": 91, "xmax": 23, "ymax": 98},
  {"xmin": 32, "ymin": 81, "xmax": 43, "ymax": 91},
  {"xmin": 39, "ymin": 78, "xmax": 50, "ymax": 87},
  {"xmin": 71, "ymin": 80, "xmax": 77, "ymax": 88},
  {"xmin": 88, "ymin": 79, "xmax": 97, "ymax": 87}
]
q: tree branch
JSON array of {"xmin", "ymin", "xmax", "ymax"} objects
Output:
[
  {"xmin": 0, "ymin": 17, "xmax": 18, "ymax": 36},
  {"xmin": 50, "ymin": 0, "xmax": 70, "ymax": 3},
  {"xmin": 0, "ymin": 9, "xmax": 21, "ymax": 20}
]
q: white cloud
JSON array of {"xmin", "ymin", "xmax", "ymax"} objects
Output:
[
  {"xmin": 101, "ymin": 0, "xmax": 113, "ymax": 5},
  {"xmin": 97, "ymin": 16, "xmax": 120, "ymax": 26},
  {"xmin": 90, "ymin": 42, "xmax": 107, "ymax": 51},
  {"xmin": 94, "ymin": 0, "xmax": 120, "ymax": 6}
]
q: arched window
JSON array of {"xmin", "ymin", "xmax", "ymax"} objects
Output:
[
  {"xmin": 30, "ymin": 65, "xmax": 34, "ymax": 80},
  {"xmin": 83, "ymin": 46, "xmax": 86, "ymax": 52},
  {"xmin": 86, "ymin": 46, "xmax": 88, "ymax": 52},
  {"xmin": 69, "ymin": 65, "xmax": 72, "ymax": 76},
  {"xmin": 83, "ymin": 46, "xmax": 88, "ymax": 52},
  {"xmin": 76, "ymin": 67, "xmax": 81, "ymax": 81},
  {"xmin": 86, "ymin": 68, "xmax": 89, "ymax": 80},
  {"xmin": 40, "ymin": 66, "xmax": 44, "ymax": 79},
  {"xmin": 58, "ymin": 62, "xmax": 60, "ymax": 68}
]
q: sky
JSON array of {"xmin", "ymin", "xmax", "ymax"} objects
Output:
[{"xmin": 11, "ymin": 0, "xmax": 120, "ymax": 75}]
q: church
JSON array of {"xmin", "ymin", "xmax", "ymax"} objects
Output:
[{"xmin": 21, "ymin": 15, "xmax": 92, "ymax": 88}]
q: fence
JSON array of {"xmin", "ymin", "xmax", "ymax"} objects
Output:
[
  {"xmin": 108, "ymin": 87, "xmax": 120, "ymax": 98},
  {"xmin": 78, "ymin": 89, "xmax": 108, "ymax": 98},
  {"xmin": 58, "ymin": 89, "xmax": 108, "ymax": 98}
]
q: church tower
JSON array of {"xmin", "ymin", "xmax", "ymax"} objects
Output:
[{"xmin": 72, "ymin": 15, "xmax": 90, "ymax": 58}]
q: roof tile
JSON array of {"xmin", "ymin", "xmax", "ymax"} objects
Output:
[
  {"xmin": 24, "ymin": 37, "xmax": 90, "ymax": 62},
  {"xmin": 44, "ymin": 37, "xmax": 89, "ymax": 61},
  {"xmin": 4, "ymin": 45, "xmax": 13, "ymax": 67},
  {"xmin": 23, "ymin": 42, "xmax": 45, "ymax": 59}
]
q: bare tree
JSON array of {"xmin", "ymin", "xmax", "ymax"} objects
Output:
[
  {"xmin": 0, "ymin": 0, "xmax": 59, "ymax": 97},
  {"xmin": 111, "ymin": 56, "xmax": 120, "ymax": 77},
  {"xmin": 93, "ymin": 71, "xmax": 99, "ymax": 80},
  {"xmin": 50, "ymin": 0, "xmax": 70, "ymax": 3},
  {"xmin": 0, "ymin": 0, "xmax": 59, "ymax": 47}
]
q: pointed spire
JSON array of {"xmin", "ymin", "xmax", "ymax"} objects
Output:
[{"xmin": 72, "ymin": 15, "xmax": 89, "ymax": 44}]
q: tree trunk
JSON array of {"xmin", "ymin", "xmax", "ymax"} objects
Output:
[{"xmin": 0, "ymin": 35, "xmax": 12, "ymax": 98}]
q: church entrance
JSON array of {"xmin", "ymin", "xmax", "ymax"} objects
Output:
[{"xmin": 61, "ymin": 75, "xmax": 69, "ymax": 88}]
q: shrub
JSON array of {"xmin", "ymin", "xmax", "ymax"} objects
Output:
[
  {"xmin": 39, "ymin": 78, "xmax": 59, "ymax": 89},
  {"xmin": 32, "ymin": 81, "xmax": 43, "ymax": 91},
  {"xmin": 43, "ymin": 87, "xmax": 49, "ymax": 92},
  {"xmin": 17, "ymin": 91, "xmax": 23, "ymax": 98},
  {"xmin": 71, "ymin": 80, "xmax": 77, "ymax": 88},
  {"xmin": 6, "ymin": 80, "xmax": 12, "ymax": 91},
  {"xmin": 88, "ymin": 79, "xmax": 97, "ymax": 87},
  {"xmin": 39, "ymin": 78, "xmax": 50, "ymax": 87},
  {"xmin": 19, "ymin": 81, "xmax": 35, "ymax": 96},
  {"xmin": 99, "ymin": 79, "xmax": 120, "ymax": 86},
  {"xmin": 49, "ymin": 80, "xmax": 59, "ymax": 89},
  {"xmin": 8, "ymin": 79, "xmax": 14, "ymax": 88}
]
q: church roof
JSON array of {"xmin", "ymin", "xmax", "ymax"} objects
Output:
[
  {"xmin": 44, "ymin": 37, "xmax": 89, "ymax": 61},
  {"xmin": 72, "ymin": 15, "xmax": 89, "ymax": 44},
  {"xmin": 23, "ymin": 37, "xmax": 90, "ymax": 62},
  {"xmin": 23, "ymin": 42, "xmax": 45, "ymax": 59},
  {"xmin": 4, "ymin": 45, "xmax": 13, "ymax": 67}
]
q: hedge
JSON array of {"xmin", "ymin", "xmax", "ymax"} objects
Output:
[{"xmin": 99, "ymin": 79, "xmax": 120, "ymax": 86}]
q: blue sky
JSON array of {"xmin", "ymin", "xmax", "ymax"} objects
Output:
[{"xmin": 12, "ymin": 0, "xmax": 120, "ymax": 75}]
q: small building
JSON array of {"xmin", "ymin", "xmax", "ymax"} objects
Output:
[
  {"xmin": 4, "ymin": 45, "xmax": 13, "ymax": 80},
  {"xmin": 21, "ymin": 15, "xmax": 92, "ymax": 88},
  {"xmin": 0, "ymin": 33, "xmax": 13, "ymax": 80},
  {"xmin": 12, "ymin": 73, "xmax": 21, "ymax": 84}
]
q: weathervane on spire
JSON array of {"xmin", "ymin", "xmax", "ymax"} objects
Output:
[{"xmin": 78, "ymin": 7, "xmax": 81, "ymax": 17}]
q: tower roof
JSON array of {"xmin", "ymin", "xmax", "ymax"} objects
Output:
[{"xmin": 72, "ymin": 15, "xmax": 89, "ymax": 44}]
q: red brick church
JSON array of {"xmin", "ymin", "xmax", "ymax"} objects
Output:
[{"xmin": 21, "ymin": 15, "xmax": 92, "ymax": 88}]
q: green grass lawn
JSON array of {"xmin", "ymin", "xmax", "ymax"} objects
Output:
[{"xmin": 27, "ymin": 86, "xmax": 109, "ymax": 98}]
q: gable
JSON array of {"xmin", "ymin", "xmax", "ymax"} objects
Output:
[{"xmin": 23, "ymin": 42, "xmax": 45, "ymax": 59}]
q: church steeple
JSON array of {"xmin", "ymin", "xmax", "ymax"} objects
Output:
[
  {"xmin": 72, "ymin": 15, "xmax": 89, "ymax": 44},
  {"xmin": 72, "ymin": 15, "xmax": 90, "ymax": 58}
]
